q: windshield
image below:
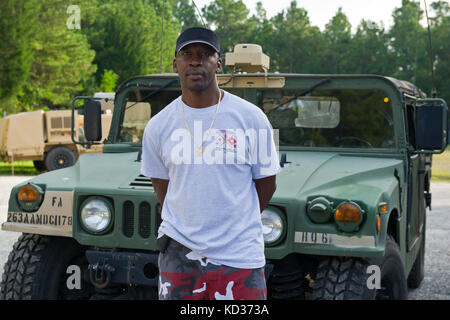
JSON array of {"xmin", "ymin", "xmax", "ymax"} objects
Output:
[
  {"xmin": 262, "ymin": 89, "xmax": 395, "ymax": 149},
  {"xmin": 117, "ymin": 86, "xmax": 395, "ymax": 149},
  {"xmin": 118, "ymin": 88, "xmax": 180, "ymax": 143}
]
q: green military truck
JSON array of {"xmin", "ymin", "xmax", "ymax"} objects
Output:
[{"xmin": 1, "ymin": 44, "xmax": 448, "ymax": 300}]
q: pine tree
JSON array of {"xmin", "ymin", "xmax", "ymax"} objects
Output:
[{"xmin": 0, "ymin": 0, "xmax": 41, "ymax": 114}]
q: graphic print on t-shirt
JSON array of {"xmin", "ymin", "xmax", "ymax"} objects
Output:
[{"xmin": 215, "ymin": 129, "xmax": 237, "ymax": 153}]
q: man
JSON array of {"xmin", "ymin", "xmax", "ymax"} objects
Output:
[{"xmin": 141, "ymin": 27, "xmax": 280, "ymax": 300}]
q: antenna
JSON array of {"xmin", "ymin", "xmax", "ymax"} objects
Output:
[
  {"xmin": 192, "ymin": 0, "xmax": 208, "ymax": 28},
  {"xmin": 160, "ymin": 0, "xmax": 165, "ymax": 73},
  {"xmin": 423, "ymin": 0, "xmax": 436, "ymax": 97}
]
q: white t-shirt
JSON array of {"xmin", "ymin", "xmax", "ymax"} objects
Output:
[{"xmin": 140, "ymin": 91, "xmax": 281, "ymax": 269}]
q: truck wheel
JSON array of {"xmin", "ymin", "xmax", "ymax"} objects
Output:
[
  {"xmin": 0, "ymin": 234, "xmax": 94, "ymax": 300},
  {"xmin": 45, "ymin": 146, "xmax": 76, "ymax": 171},
  {"xmin": 407, "ymin": 214, "xmax": 426, "ymax": 288},
  {"xmin": 312, "ymin": 235, "xmax": 408, "ymax": 300},
  {"xmin": 268, "ymin": 254, "xmax": 309, "ymax": 299}
]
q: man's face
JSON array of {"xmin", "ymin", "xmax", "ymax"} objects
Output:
[{"xmin": 173, "ymin": 43, "xmax": 222, "ymax": 93}]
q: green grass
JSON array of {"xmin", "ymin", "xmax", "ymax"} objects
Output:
[
  {"xmin": 431, "ymin": 146, "xmax": 450, "ymax": 182},
  {"xmin": 0, "ymin": 161, "xmax": 39, "ymax": 176}
]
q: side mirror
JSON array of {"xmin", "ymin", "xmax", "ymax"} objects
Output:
[
  {"xmin": 415, "ymin": 100, "xmax": 448, "ymax": 153},
  {"xmin": 447, "ymin": 113, "xmax": 450, "ymax": 147},
  {"xmin": 84, "ymin": 100, "xmax": 102, "ymax": 142}
]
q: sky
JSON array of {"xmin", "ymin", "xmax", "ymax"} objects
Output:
[{"xmin": 193, "ymin": 0, "xmax": 448, "ymax": 32}]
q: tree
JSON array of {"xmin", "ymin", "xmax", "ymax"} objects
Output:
[
  {"xmin": 323, "ymin": 7, "xmax": 353, "ymax": 74},
  {"xmin": 99, "ymin": 70, "xmax": 119, "ymax": 92},
  {"xmin": 389, "ymin": 0, "xmax": 427, "ymax": 84},
  {"xmin": 81, "ymin": 0, "xmax": 180, "ymax": 83},
  {"xmin": 0, "ymin": 0, "xmax": 41, "ymax": 114},
  {"xmin": 1, "ymin": 0, "xmax": 96, "ymax": 113},
  {"xmin": 429, "ymin": 1, "xmax": 450, "ymax": 102},
  {"xmin": 202, "ymin": 0, "xmax": 254, "ymax": 52},
  {"xmin": 18, "ymin": 0, "xmax": 96, "ymax": 110},
  {"xmin": 267, "ymin": 1, "xmax": 324, "ymax": 73},
  {"xmin": 349, "ymin": 20, "xmax": 395, "ymax": 75},
  {"xmin": 173, "ymin": 0, "xmax": 202, "ymax": 29}
]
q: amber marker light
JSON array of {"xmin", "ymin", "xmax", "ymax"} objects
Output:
[
  {"xmin": 17, "ymin": 183, "xmax": 44, "ymax": 212},
  {"xmin": 379, "ymin": 203, "xmax": 388, "ymax": 214},
  {"xmin": 335, "ymin": 202, "xmax": 361, "ymax": 222},
  {"xmin": 384, "ymin": 97, "xmax": 390, "ymax": 103},
  {"xmin": 18, "ymin": 185, "xmax": 39, "ymax": 202},
  {"xmin": 377, "ymin": 215, "xmax": 381, "ymax": 232}
]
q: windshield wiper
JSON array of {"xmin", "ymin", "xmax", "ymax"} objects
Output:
[
  {"xmin": 125, "ymin": 79, "xmax": 179, "ymax": 110},
  {"xmin": 268, "ymin": 78, "xmax": 331, "ymax": 114}
]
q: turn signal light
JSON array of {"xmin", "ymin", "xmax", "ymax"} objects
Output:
[
  {"xmin": 335, "ymin": 203, "xmax": 361, "ymax": 222},
  {"xmin": 18, "ymin": 185, "xmax": 39, "ymax": 202}
]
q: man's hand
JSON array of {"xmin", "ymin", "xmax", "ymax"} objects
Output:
[
  {"xmin": 253, "ymin": 175, "xmax": 277, "ymax": 213},
  {"xmin": 151, "ymin": 178, "xmax": 169, "ymax": 214}
]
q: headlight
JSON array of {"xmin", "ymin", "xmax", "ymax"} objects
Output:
[
  {"xmin": 261, "ymin": 208, "xmax": 285, "ymax": 245},
  {"xmin": 17, "ymin": 183, "xmax": 44, "ymax": 212},
  {"xmin": 80, "ymin": 198, "xmax": 112, "ymax": 233}
]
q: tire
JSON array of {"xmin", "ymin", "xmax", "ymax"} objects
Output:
[
  {"xmin": 44, "ymin": 146, "xmax": 77, "ymax": 171},
  {"xmin": 268, "ymin": 254, "xmax": 309, "ymax": 300},
  {"xmin": 408, "ymin": 214, "xmax": 426, "ymax": 288},
  {"xmin": 0, "ymin": 234, "xmax": 94, "ymax": 300},
  {"xmin": 33, "ymin": 160, "xmax": 46, "ymax": 171},
  {"xmin": 312, "ymin": 235, "xmax": 408, "ymax": 300}
]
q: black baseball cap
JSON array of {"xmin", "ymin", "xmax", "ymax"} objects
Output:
[{"xmin": 175, "ymin": 27, "xmax": 221, "ymax": 56}]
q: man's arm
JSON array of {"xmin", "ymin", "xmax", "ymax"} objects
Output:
[
  {"xmin": 253, "ymin": 175, "xmax": 277, "ymax": 213},
  {"xmin": 151, "ymin": 178, "xmax": 169, "ymax": 214}
]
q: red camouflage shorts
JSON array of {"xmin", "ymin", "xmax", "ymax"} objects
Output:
[{"xmin": 157, "ymin": 238, "xmax": 267, "ymax": 300}]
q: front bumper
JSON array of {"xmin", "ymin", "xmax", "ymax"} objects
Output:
[
  {"xmin": 86, "ymin": 250, "xmax": 159, "ymax": 288},
  {"xmin": 85, "ymin": 250, "xmax": 275, "ymax": 288}
]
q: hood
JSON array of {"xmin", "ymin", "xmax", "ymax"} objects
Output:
[
  {"xmin": 275, "ymin": 151, "xmax": 403, "ymax": 203},
  {"xmin": 30, "ymin": 152, "xmax": 143, "ymax": 191},
  {"xmin": 28, "ymin": 151, "xmax": 403, "ymax": 204}
]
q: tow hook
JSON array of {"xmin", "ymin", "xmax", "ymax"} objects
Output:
[{"xmin": 89, "ymin": 259, "xmax": 115, "ymax": 289}]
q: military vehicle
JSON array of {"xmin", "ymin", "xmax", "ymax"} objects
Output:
[
  {"xmin": 0, "ymin": 93, "xmax": 114, "ymax": 172},
  {"xmin": 1, "ymin": 44, "xmax": 448, "ymax": 300}
]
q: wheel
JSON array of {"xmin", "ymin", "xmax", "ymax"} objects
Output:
[
  {"xmin": 408, "ymin": 214, "xmax": 426, "ymax": 288},
  {"xmin": 268, "ymin": 254, "xmax": 310, "ymax": 299},
  {"xmin": 0, "ymin": 234, "xmax": 94, "ymax": 300},
  {"xmin": 44, "ymin": 146, "xmax": 76, "ymax": 171},
  {"xmin": 312, "ymin": 235, "xmax": 408, "ymax": 300},
  {"xmin": 33, "ymin": 160, "xmax": 46, "ymax": 171}
]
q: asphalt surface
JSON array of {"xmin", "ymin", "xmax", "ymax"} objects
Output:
[{"xmin": 0, "ymin": 175, "xmax": 448, "ymax": 300}]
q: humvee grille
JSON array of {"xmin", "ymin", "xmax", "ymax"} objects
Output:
[
  {"xmin": 122, "ymin": 200, "xmax": 152, "ymax": 239},
  {"xmin": 139, "ymin": 202, "xmax": 151, "ymax": 238},
  {"xmin": 63, "ymin": 116, "xmax": 71, "ymax": 128},
  {"xmin": 51, "ymin": 117, "xmax": 63, "ymax": 129},
  {"xmin": 123, "ymin": 201, "xmax": 134, "ymax": 237},
  {"xmin": 129, "ymin": 175, "xmax": 152, "ymax": 188}
]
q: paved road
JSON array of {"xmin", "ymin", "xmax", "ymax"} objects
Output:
[{"xmin": 0, "ymin": 176, "xmax": 448, "ymax": 299}]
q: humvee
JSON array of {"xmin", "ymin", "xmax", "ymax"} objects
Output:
[{"xmin": 1, "ymin": 44, "xmax": 448, "ymax": 300}]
